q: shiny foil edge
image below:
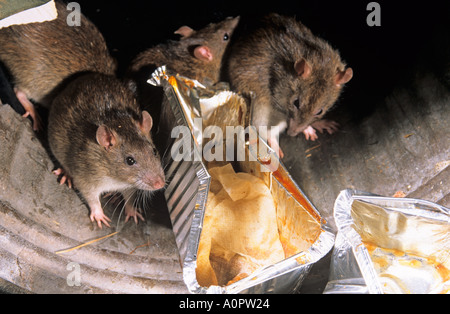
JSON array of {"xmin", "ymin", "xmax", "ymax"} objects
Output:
[{"xmin": 330, "ymin": 189, "xmax": 450, "ymax": 294}]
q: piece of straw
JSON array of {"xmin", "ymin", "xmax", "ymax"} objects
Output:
[
  {"xmin": 305, "ymin": 144, "xmax": 321, "ymax": 154},
  {"xmin": 129, "ymin": 240, "xmax": 151, "ymax": 255},
  {"xmin": 55, "ymin": 231, "xmax": 119, "ymax": 254}
]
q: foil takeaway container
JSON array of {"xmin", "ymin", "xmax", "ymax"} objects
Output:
[
  {"xmin": 148, "ymin": 67, "xmax": 335, "ymax": 293},
  {"xmin": 324, "ymin": 189, "xmax": 449, "ymax": 294}
]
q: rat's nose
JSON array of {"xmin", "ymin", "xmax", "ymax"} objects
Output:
[
  {"xmin": 142, "ymin": 173, "xmax": 165, "ymax": 190},
  {"xmin": 152, "ymin": 176, "xmax": 165, "ymax": 190},
  {"xmin": 287, "ymin": 118, "xmax": 307, "ymax": 137},
  {"xmin": 153, "ymin": 178, "xmax": 166, "ymax": 190}
]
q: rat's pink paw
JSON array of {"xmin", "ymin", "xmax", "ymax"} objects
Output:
[
  {"xmin": 124, "ymin": 205, "xmax": 145, "ymax": 224},
  {"xmin": 311, "ymin": 119, "xmax": 340, "ymax": 135},
  {"xmin": 15, "ymin": 89, "xmax": 43, "ymax": 131},
  {"xmin": 303, "ymin": 126, "xmax": 318, "ymax": 141},
  {"xmin": 90, "ymin": 210, "xmax": 111, "ymax": 229},
  {"xmin": 53, "ymin": 168, "xmax": 73, "ymax": 189}
]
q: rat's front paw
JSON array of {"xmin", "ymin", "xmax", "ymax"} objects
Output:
[
  {"xmin": 124, "ymin": 205, "xmax": 145, "ymax": 224},
  {"xmin": 303, "ymin": 126, "xmax": 318, "ymax": 141},
  {"xmin": 90, "ymin": 210, "xmax": 111, "ymax": 229},
  {"xmin": 311, "ymin": 119, "xmax": 340, "ymax": 135},
  {"xmin": 53, "ymin": 168, "xmax": 73, "ymax": 189},
  {"xmin": 15, "ymin": 89, "xmax": 43, "ymax": 131}
]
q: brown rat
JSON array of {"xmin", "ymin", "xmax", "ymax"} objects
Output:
[
  {"xmin": 128, "ymin": 16, "xmax": 240, "ymax": 86},
  {"xmin": 127, "ymin": 16, "xmax": 240, "ymax": 143},
  {"xmin": 223, "ymin": 13, "xmax": 353, "ymax": 156},
  {"xmin": 48, "ymin": 73, "xmax": 165, "ymax": 228},
  {"xmin": 0, "ymin": 1, "xmax": 116, "ymax": 131}
]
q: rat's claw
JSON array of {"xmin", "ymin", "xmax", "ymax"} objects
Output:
[
  {"xmin": 60, "ymin": 175, "xmax": 67, "ymax": 186},
  {"xmin": 22, "ymin": 108, "xmax": 43, "ymax": 132},
  {"xmin": 303, "ymin": 126, "xmax": 318, "ymax": 141},
  {"xmin": 15, "ymin": 89, "xmax": 43, "ymax": 131},
  {"xmin": 124, "ymin": 206, "xmax": 145, "ymax": 224},
  {"xmin": 53, "ymin": 168, "xmax": 73, "ymax": 188},
  {"xmin": 90, "ymin": 211, "xmax": 111, "ymax": 229},
  {"xmin": 311, "ymin": 119, "xmax": 340, "ymax": 135}
]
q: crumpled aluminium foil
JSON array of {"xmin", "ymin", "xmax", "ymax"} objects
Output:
[{"xmin": 325, "ymin": 189, "xmax": 449, "ymax": 294}]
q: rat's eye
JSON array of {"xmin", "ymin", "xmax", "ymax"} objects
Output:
[
  {"xmin": 223, "ymin": 33, "xmax": 229, "ymax": 41},
  {"xmin": 314, "ymin": 109, "xmax": 323, "ymax": 116},
  {"xmin": 152, "ymin": 147, "xmax": 158, "ymax": 156},
  {"xmin": 293, "ymin": 98, "xmax": 300, "ymax": 109},
  {"xmin": 125, "ymin": 156, "xmax": 136, "ymax": 166}
]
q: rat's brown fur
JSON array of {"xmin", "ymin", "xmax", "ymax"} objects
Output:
[
  {"xmin": 224, "ymin": 13, "xmax": 352, "ymax": 137},
  {"xmin": 0, "ymin": 1, "xmax": 116, "ymax": 107},
  {"xmin": 129, "ymin": 16, "xmax": 239, "ymax": 86},
  {"xmin": 48, "ymin": 73, "xmax": 164, "ymax": 228}
]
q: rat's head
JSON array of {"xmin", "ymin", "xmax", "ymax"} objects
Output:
[
  {"xmin": 96, "ymin": 110, "xmax": 166, "ymax": 191},
  {"xmin": 271, "ymin": 53, "xmax": 353, "ymax": 137},
  {"xmin": 175, "ymin": 16, "xmax": 240, "ymax": 63}
]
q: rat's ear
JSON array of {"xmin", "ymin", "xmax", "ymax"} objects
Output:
[
  {"xmin": 194, "ymin": 46, "xmax": 213, "ymax": 62},
  {"xmin": 96, "ymin": 125, "xmax": 116, "ymax": 150},
  {"xmin": 335, "ymin": 67, "xmax": 353, "ymax": 86},
  {"xmin": 294, "ymin": 59, "xmax": 312, "ymax": 79},
  {"xmin": 174, "ymin": 26, "xmax": 195, "ymax": 39},
  {"xmin": 139, "ymin": 110, "xmax": 153, "ymax": 134}
]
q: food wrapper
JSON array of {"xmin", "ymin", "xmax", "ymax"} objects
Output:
[
  {"xmin": 324, "ymin": 189, "xmax": 450, "ymax": 294},
  {"xmin": 148, "ymin": 66, "xmax": 335, "ymax": 293},
  {"xmin": 196, "ymin": 163, "xmax": 286, "ymax": 287}
]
